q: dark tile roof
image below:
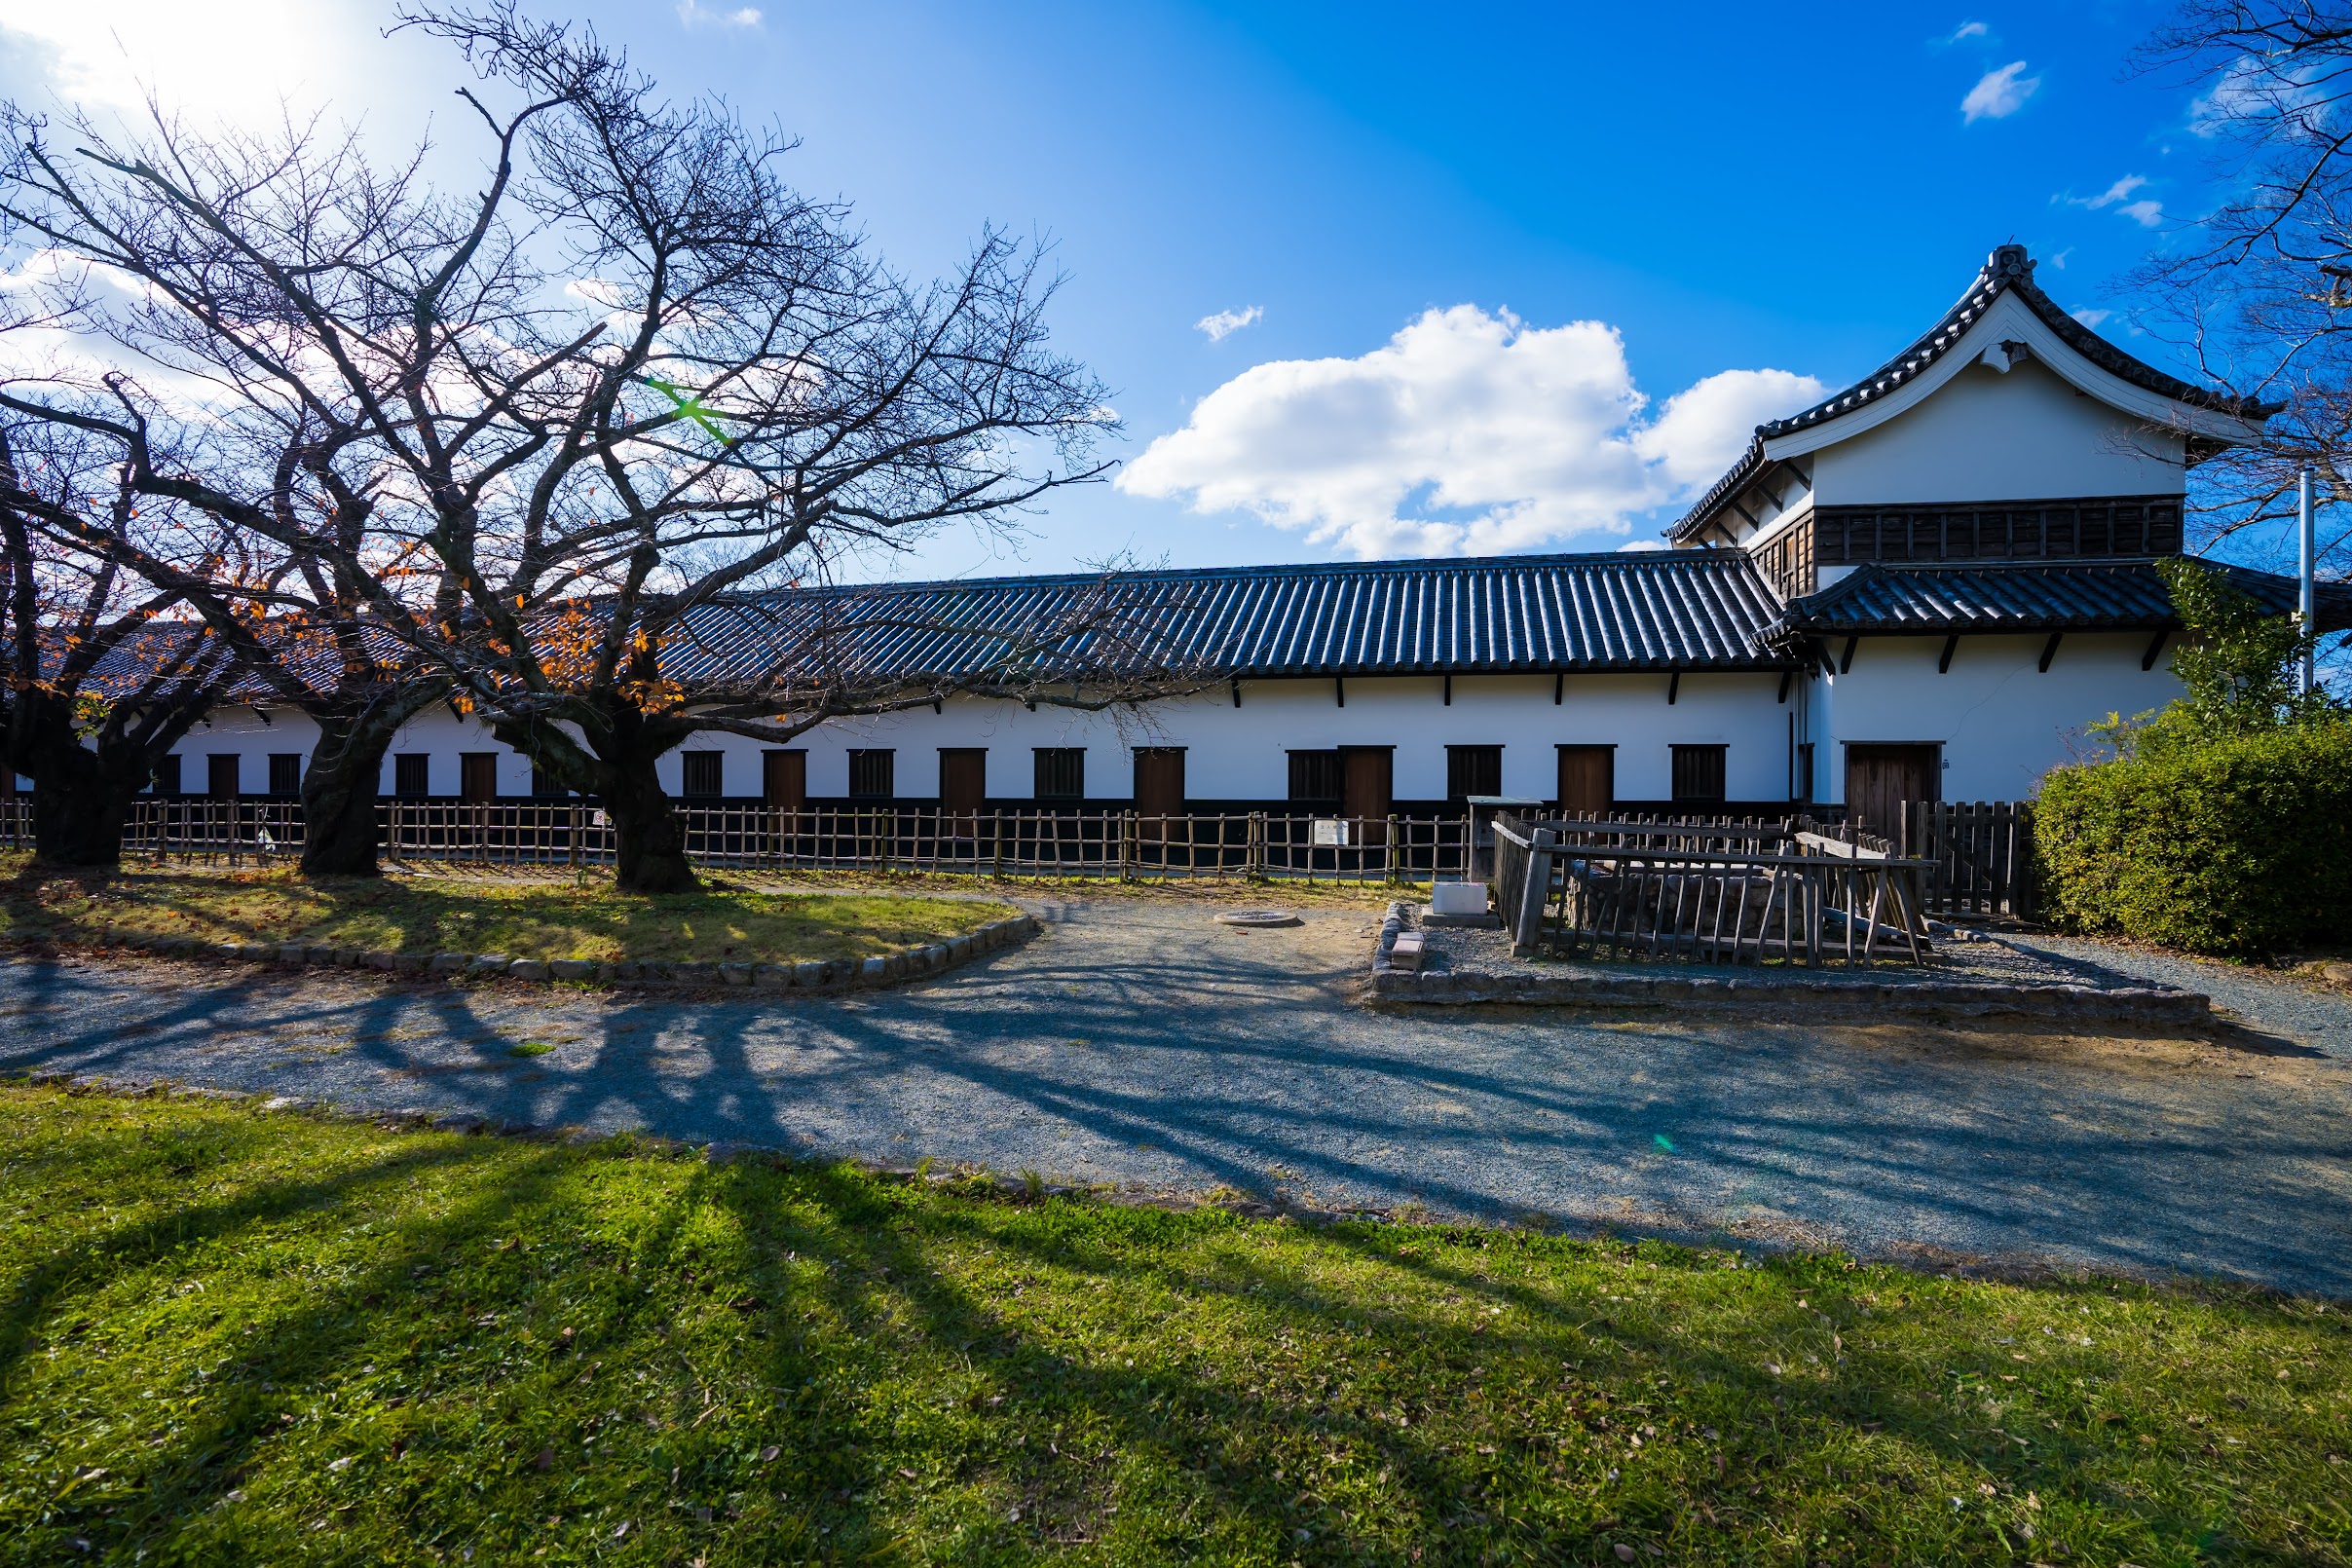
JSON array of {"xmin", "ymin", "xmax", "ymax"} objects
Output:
[
  {"xmin": 659, "ymin": 550, "xmax": 1797, "ymax": 687},
  {"xmin": 1672, "ymin": 244, "xmax": 2276, "ymax": 544},
  {"xmin": 1771, "ymin": 559, "xmax": 2352, "ymax": 638}
]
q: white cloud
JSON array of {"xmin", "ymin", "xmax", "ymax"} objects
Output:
[
  {"xmin": 1962, "ymin": 61, "xmax": 2040, "ymax": 122},
  {"xmin": 677, "ymin": 0, "xmax": 764, "ymax": 26},
  {"xmin": 2070, "ymin": 307, "xmax": 2113, "ymax": 329},
  {"xmin": 0, "ymin": 0, "xmax": 361, "ymax": 124},
  {"xmin": 1631, "ymin": 368, "xmax": 1826, "ymax": 493},
  {"xmin": 1117, "ymin": 305, "xmax": 1824, "ymax": 559},
  {"xmin": 1195, "ymin": 305, "xmax": 1263, "ymax": 342},
  {"xmin": 2062, "ymin": 174, "xmax": 2163, "ymax": 228},
  {"xmin": 1942, "ymin": 20, "xmax": 1990, "ymax": 44}
]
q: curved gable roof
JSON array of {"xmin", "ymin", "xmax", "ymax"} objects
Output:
[{"xmin": 1672, "ymin": 244, "xmax": 2275, "ymax": 544}]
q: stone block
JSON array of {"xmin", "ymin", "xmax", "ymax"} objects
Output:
[
  {"xmin": 719, "ymin": 962, "xmax": 755, "ymax": 987},
  {"xmin": 391, "ymin": 952, "xmax": 429, "ymax": 973},
  {"xmin": 606, "ymin": 959, "xmax": 641, "ymax": 983},
  {"xmin": 794, "ymin": 959, "xmax": 827, "ymax": 989},
  {"xmin": 306, "ymin": 944, "xmax": 342, "ymax": 965},
  {"xmin": 858, "ymin": 955, "xmax": 889, "ymax": 986},
  {"xmin": 549, "ymin": 958, "xmax": 598, "ymax": 982},
  {"xmin": 672, "ymin": 960, "xmax": 718, "ymax": 986},
  {"xmin": 232, "ymin": 943, "xmax": 273, "ymax": 962},
  {"xmin": 465, "ymin": 953, "xmax": 511, "ymax": 978},
  {"xmin": 506, "ymin": 959, "xmax": 549, "ymax": 982},
  {"xmin": 277, "ymin": 944, "xmax": 310, "ymax": 966},
  {"xmin": 428, "ymin": 952, "xmax": 468, "ymax": 975},
  {"xmin": 949, "ymin": 935, "xmax": 974, "ymax": 961}
]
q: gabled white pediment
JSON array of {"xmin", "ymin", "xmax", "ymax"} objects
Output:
[{"xmin": 1759, "ymin": 291, "xmax": 2265, "ymax": 463}]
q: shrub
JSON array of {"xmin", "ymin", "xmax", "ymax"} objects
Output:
[{"xmin": 2035, "ymin": 721, "xmax": 2352, "ymax": 956}]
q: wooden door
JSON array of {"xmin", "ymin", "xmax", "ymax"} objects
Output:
[
  {"xmin": 938, "ymin": 748, "xmax": 986, "ymax": 834},
  {"xmin": 1844, "ymin": 743, "xmax": 1938, "ymax": 840},
  {"xmin": 1132, "ymin": 747, "xmax": 1184, "ymax": 835},
  {"xmin": 1555, "ymin": 745, "xmax": 1613, "ymax": 818},
  {"xmin": 763, "ymin": 750, "xmax": 806, "ymax": 812},
  {"xmin": 1341, "ymin": 747, "xmax": 1392, "ymax": 844},
  {"xmin": 207, "ymin": 755, "xmax": 240, "ymax": 800},
  {"xmin": 460, "ymin": 753, "xmax": 498, "ymax": 804}
]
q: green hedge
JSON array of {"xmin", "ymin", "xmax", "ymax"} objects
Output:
[{"xmin": 2035, "ymin": 722, "xmax": 2352, "ymax": 957}]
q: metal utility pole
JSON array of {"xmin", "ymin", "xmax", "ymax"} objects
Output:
[{"xmin": 2299, "ymin": 466, "xmax": 2318, "ymax": 694}]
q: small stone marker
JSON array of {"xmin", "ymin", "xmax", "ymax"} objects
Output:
[
  {"xmin": 1428, "ymin": 881, "xmax": 1489, "ymax": 917},
  {"xmin": 1213, "ymin": 909, "xmax": 1300, "ymax": 928},
  {"xmin": 1388, "ymin": 931, "xmax": 1427, "ymax": 972}
]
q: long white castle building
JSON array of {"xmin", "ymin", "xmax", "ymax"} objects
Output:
[{"xmin": 149, "ymin": 246, "xmax": 2347, "ymax": 833}]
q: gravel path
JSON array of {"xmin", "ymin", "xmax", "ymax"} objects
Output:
[{"xmin": 5, "ymin": 898, "xmax": 2349, "ymax": 1295}]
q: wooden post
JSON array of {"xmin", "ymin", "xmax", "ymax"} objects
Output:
[{"xmin": 1512, "ymin": 826, "xmax": 1555, "ymax": 954}]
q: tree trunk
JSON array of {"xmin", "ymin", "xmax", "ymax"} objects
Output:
[
  {"xmin": 603, "ymin": 750, "xmax": 699, "ymax": 894},
  {"xmin": 30, "ymin": 763, "xmax": 137, "ymax": 869},
  {"xmin": 298, "ymin": 687, "xmax": 448, "ymax": 879},
  {"xmin": 299, "ymin": 716, "xmax": 391, "ymax": 878}
]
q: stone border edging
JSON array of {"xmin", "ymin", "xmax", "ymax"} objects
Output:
[
  {"xmin": 70, "ymin": 915, "xmax": 1040, "ymax": 993},
  {"xmin": 1368, "ymin": 900, "xmax": 2211, "ymax": 1023},
  {"xmin": 11, "ymin": 1068, "xmax": 1390, "ymax": 1229}
]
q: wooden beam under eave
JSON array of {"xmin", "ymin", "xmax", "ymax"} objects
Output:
[
  {"xmin": 2141, "ymin": 628, "xmax": 2170, "ymax": 671},
  {"xmin": 1442, "ymin": 673, "xmax": 1452, "ymax": 706},
  {"xmin": 2038, "ymin": 631, "xmax": 2064, "ymax": 672},
  {"xmin": 1937, "ymin": 633, "xmax": 1959, "ymax": 674},
  {"xmin": 1230, "ymin": 678, "xmax": 1243, "ymax": 708},
  {"xmin": 1552, "ymin": 671, "xmax": 1563, "ymax": 705},
  {"xmin": 1776, "ymin": 669, "xmax": 1792, "ymax": 703},
  {"xmin": 1839, "ymin": 637, "xmax": 1858, "ymax": 674},
  {"xmin": 1335, "ymin": 676, "xmax": 1345, "ymax": 708},
  {"xmin": 1666, "ymin": 669, "xmax": 1681, "ymax": 705}
]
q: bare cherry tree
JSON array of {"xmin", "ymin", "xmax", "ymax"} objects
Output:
[
  {"xmin": 0, "ymin": 424, "xmax": 237, "ymax": 865},
  {"xmin": 2128, "ymin": 2, "xmax": 2352, "ymax": 568},
  {"xmin": 0, "ymin": 3, "xmax": 1163, "ymax": 890}
]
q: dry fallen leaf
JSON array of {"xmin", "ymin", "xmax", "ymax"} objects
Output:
[{"xmin": 759, "ymin": 1445, "xmax": 780, "ymax": 1464}]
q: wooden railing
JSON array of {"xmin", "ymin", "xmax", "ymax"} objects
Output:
[
  {"xmin": 1496, "ymin": 812, "xmax": 1934, "ymax": 967},
  {"xmin": 0, "ymin": 798, "xmax": 1471, "ymax": 885}
]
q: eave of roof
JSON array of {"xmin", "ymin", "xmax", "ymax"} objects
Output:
[
  {"xmin": 1671, "ymin": 243, "xmax": 2278, "ymax": 545},
  {"xmin": 1767, "ymin": 558, "xmax": 2352, "ymax": 640}
]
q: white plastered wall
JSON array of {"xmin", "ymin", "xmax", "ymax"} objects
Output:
[
  {"xmin": 1809, "ymin": 358, "xmax": 2185, "ymax": 506},
  {"xmin": 1805, "ymin": 632, "xmax": 2182, "ymax": 803},
  {"xmin": 160, "ymin": 672, "xmax": 1797, "ymax": 803}
]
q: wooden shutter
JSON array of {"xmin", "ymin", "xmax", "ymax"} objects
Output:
[
  {"xmin": 1669, "ymin": 745, "xmax": 1727, "ymax": 803},
  {"xmin": 762, "ymin": 750, "xmax": 805, "ymax": 812},
  {"xmin": 1843, "ymin": 743, "xmax": 1939, "ymax": 837},
  {"xmin": 681, "ymin": 752, "xmax": 723, "ymax": 798},
  {"xmin": 207, "ymin": 755, "xmax": 240, "ymax": 800},
  {"xmin": 1555, "ymin": 745, "xmax": 1613, "ymax": 818},
  {"xmin": 1132, "ymin": 747, "xmax": 1183, "ymax": 819},
  {"xmin": 1445, "ymin": 745, "xmax": 1501, "ymax": 801},
  {"xmin": 939, "ymin": 748, "xmax": 987, "ymax": 825},
  {"xmin": 1341, "ymin": 747, "xmax": 1392, "ymax": 842},
  {"xmin": 460, "ymin": 753, "xmax": 498, "ymax": 804}
]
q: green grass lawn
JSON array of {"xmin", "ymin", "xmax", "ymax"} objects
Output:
[
  {"xmin": 1, "ymin": 1088, "xmax": 2345, "ymax": 1565},
  {"xmin": 0, "ymin": 853, "xmax": 1014, "ymax": 965}
]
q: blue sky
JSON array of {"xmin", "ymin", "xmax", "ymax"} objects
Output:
[{"xmin": 0, "ymin": 0, "xmax": 2236, "ymax": 579}]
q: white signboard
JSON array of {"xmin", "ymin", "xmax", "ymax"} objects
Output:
[{"xmin": 1311, "ymin": 818, "xmax": 1350, "ymax": 847}]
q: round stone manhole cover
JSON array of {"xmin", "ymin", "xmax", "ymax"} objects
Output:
[{"xmin": 1213, "ymin": 909, "xmax": 1300, "ymax": 928}]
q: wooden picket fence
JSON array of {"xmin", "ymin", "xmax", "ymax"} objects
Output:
[
  {"xmin": 1899, "ymin": 799, "xmax": 2036, "ymax": 919},
  {"xmin": 0, "ymin": 797, "xmax": 1472, "ymax": 885}
]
